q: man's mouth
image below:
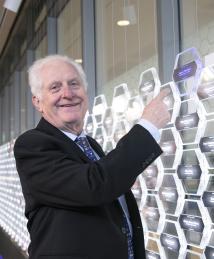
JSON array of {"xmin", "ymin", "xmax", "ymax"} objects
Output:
[{"xmin": 59, "ymin": 103, "xmax": 80, "ymax": 107}]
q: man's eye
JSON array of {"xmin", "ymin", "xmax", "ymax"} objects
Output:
[
  {"xmin": 68, "ymin": 80, "xmax": 79, "ymax": 87},
  {"xmin": 51, "ymin": 83, "xmax": 61, "ymax": 91}
]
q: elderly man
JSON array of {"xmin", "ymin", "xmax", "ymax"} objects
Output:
[{"xmin": 14, "ymin": 55, "xmax": 170, "ymax": 259}]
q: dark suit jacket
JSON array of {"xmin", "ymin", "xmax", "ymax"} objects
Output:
[{"xmin": 14, "ymin": 118, "xmax": 162, "ymax": 259}]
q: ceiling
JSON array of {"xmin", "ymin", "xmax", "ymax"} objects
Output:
[{"xmin": 0, "ymin": 0, "xmax": 19, "ymax": 57}]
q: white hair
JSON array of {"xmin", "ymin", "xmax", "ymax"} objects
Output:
[{"xmin": 28, "ymin": 55, "xmax": 88, "ymax": 98}]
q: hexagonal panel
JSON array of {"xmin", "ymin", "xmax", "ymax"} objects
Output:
[
  {"xmin": 92, "ymin": 126, "xmax": 106, "ymax": 149},
  {"xmin": 177, "ymin": 148, "xmax": 206, "ymax": 195},
  {"xmin": 92, "ymin": 94, "xmax": 107, "ymax": 125},
  {"xmin": 112, "ymin": 83, "xmax": 131, "ymax": 118},
  {"xmin": 172, "ymin": 47, "xmax": 203, "ymax": 97},
  {"xmin": 159, "ymin": 174, "xmax": 184, "ymax": 216},
  {"xmin": 141, "ymin": 160, "xmax": 162, "ymax": 191},
  {"xmin": 159, "ymin": 128, "xmax": 182, "ymax": 169},
  {"xmin": 139, "ymin": 67, "xmax": 161, "ymax": 106},
  {"xmin": 175, "ymin": 99, "xmax": 205, "ymax": 145},
  {"xmin": 199, "ymin": 119, "xmax": 214, "ymax": 169},
  {"xmin": 141, "ymin": 195, "xmax": 165, "ymax": 233},
  {"xmin": 160, "ymin": 82, "xmax": 181, "ymax": 124},
  {"xmin": 160, "ymin": 220, "xmax": 186, "ymax": 259},
  {"xmin": 112, "ymin": 119, "xmax": 130, "ymax": 144},
  {"xmin": 179, "ymin": 200, "xmax": 210, "ymax": 248},
  {"xmin": 84, "ymin": 112, "xmax": 95, "ymax": 137},
  {"xmin": 103, "ymin": 107, "xmax": 115, "ymax": 137}
]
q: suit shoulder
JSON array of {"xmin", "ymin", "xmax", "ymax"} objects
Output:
[{"xmin": 14, "ymin": 128, "xmax": 51, "ymax": 149}]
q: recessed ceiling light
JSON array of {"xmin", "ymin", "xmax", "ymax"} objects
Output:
[
  {"xmin": 117, "ymin": 20, "xmax": 130, "ymax": 26},
  {"xmin": 75, "ymin": 59, "xmax": 82, "ymax": 64}
]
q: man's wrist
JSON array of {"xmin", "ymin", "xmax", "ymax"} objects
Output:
[{"xmin": 137, "ymin": 118, "xmax": 160, "ymax": 142}]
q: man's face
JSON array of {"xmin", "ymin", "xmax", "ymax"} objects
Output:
[{"xmin": 33, "ymin": 60, "xmax": 88, "ymax": 134}]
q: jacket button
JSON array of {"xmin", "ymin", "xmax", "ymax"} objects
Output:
[{"xmin": 122, "ymin": 227, "xmax": 126, "ymax": 234}]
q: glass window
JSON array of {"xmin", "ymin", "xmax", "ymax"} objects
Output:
[
  {"xmin": 57, "ymin": 0, "xmax": 82, "ymax": 64},
  {"xmin": 95, "ymin": 0, "xmax": 158, "ymax": 103},
  {"xmin": 20, "ymin": 65, "xmax": 28, "ymax": 134},
  {"xmin": 180, "ymin": 0, "xmax": 214, "ymax": 59}
]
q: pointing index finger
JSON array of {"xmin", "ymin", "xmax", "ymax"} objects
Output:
[{"xmin": 157, "ymin": 88, "xmax": 171, "ymax": 101}]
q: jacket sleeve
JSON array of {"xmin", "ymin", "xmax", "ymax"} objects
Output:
[{"xmin": 14, "ymin": 124, "xmax": 162, "ymax": 209}]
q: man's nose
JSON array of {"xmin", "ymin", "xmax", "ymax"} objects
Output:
[{"xmin": 62, "ymin": 84, "xmax": 74, "ymax": 97}]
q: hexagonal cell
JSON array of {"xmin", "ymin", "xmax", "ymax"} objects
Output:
[
  {"xmin": 83, "ymin": 113, "xmax": 95, "ymax": 137},
  {"xmin": 124, "ymin": 95, "xmax": 143, "ymax": 126},
  {"xmin": 159, "ymin": 174, "xmax": 184, "ymax": 216},
  {"xmin": 199, "ymin": 119, "xmax": 214, "ymax": 169},
  {"xmin": 138, "ymin": 67, "xmax": 161, "ymax": 106},
  {"xmin": 131, "ymin": 177, "xmax": 142, "ymax": 207},
  {"xmin": 172, "ymin": 47, "xmax": 203, "ymax": 97},
  {"xmin": 103, "ymin": 107, "xmax": 115, "ymax": 137},
  {"xmin": 179, "ymin": 200, "xmax": 210, "ymax": 247},
  {"xmin": 177, "ymin": 148, "xmax": 207, "ymax": 195},
  {"xmin": 159, "ymin": 128, "xmax": 182, "ymax": 169},
  {"xmin": 141, "ymin": 195, "xmax": 165, "ymax": 233},
  {"xmin": 160, "ymin": 220, "xmax": 186, "ymax": 259},
  {"xmin": 197, "ymin": 65, "xmax": 214, "ymax": 115},
  {"xmin": 112, "ymin": 83, "xmax": 131, "ymax": 118},
  {"xmin": 92, "ymin": 94, "xmax": 107, "ymax": 125},
  {"xmin": 141, "ymin": 160, "xmax": 162, "ymax": 191},
  {"xmin": 175, "ymin": 99, "xmax": 205, "ymax": 145},
  {"xmin": 112, "ymin": 119, "xmax": 130, "ymax": 144},
  {"xmin": 160, "ymin": 82, "xmax": 181, "ymax": 125},
  {"xmin": 92, "ymin": 126, "xmax": 106, "ymax": 148}
]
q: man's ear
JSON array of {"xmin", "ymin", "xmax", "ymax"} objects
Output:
[{"xmin": 32, "ymin": 96, "xmax": 42, "ymax": 112}]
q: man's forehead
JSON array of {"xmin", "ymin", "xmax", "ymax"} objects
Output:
[{"xmin": 41, "ymin": 60, "xmax": 80, "ymax": 80}]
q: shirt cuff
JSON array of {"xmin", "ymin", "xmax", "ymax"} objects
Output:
[{"xmin": 137, "ymin": 119, "xmax": 160, "ymax": 143}]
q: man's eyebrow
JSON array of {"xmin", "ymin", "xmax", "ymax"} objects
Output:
[{"xmin": 47, "ymin": 80, "xmax": 61, "ymax": 88}]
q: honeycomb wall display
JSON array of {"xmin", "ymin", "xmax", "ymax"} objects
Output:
[
  {"xmin": 84, "ymin": 47, "xmax": 214, "ymax": 258},
  {"xmin": 1, "ymin": 48, "xmax": 214, "ymax": 258}
]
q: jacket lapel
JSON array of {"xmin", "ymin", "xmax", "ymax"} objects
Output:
[{"xmin": 36, "ymin": 118, "xmax": 105, "ymax": 162}]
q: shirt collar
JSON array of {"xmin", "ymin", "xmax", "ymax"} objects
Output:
[{"xmin": 60, "ymin": 130, "xmax": 86, "ymax": 141}]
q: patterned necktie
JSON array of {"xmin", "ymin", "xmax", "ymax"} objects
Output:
[{"xmin": 75, "ymin": 136, "xmax": 134, "ymax": 259}]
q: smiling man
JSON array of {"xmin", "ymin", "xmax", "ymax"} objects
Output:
[{"xmin": 14, "ymin": 55, "xmax": 170, "ymax": 259}]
